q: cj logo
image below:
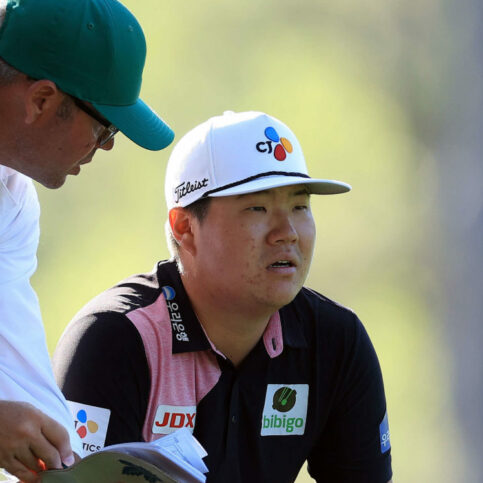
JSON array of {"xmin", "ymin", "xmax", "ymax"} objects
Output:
[
  {"xmin": 75, "ymin": 409, "xmax": 99, "ymax": 439},
  {"xmin": 256, "ymin": 126, "xmax": 293, "ymax": 161},
  {"xmin": 67, "ymin": 401, "xmax": 110, "ymax": 455}
]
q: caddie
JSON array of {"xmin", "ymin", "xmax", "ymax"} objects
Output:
[
  {"xmin": 54, "ymin": 111, "xmax": 392, "ymax": 482},
  {"xmin": 0, "ymin": 0, "xmax": 174, "ymax": 480}
]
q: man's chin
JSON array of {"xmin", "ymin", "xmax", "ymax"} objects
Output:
[
  {"xmin": 38, "ymin": 174, "xmax": 68, "ymax": 190},
  {"xmin": 262, "ymin": 290, "xmax": 301, "ymax": 313}
]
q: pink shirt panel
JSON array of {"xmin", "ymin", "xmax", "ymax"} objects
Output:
[{"xmin": 127, "ymin": 293, "xmax": 221, "ymax": 442}]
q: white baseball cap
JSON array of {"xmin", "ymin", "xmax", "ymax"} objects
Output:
[{"xmin": 165, "ymin": 111, "xmax": 351, "ymax": 209}]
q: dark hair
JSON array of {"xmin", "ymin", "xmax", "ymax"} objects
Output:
[
  {"xmin": 0, "ymin": 57, "xmax": 21, "ymax": 86},
  {"xmin": 184, "ymin": 196, "xmax": 212, "ymax": 223},
  {"xmin": 56, "ymin": 95, "xmax": 75, "ymax": 120},
  {"xmin": 0, "ymin": 55, "xmax": 74, "ymax": 123},
  {"xmin": 166, "ymin": 196, "xmax": 212, "ymax": 263}
]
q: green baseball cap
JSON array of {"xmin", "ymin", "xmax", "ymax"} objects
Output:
[{"xmin": 0, "ymin": 0, "xmax": 174, "ymax": 150}]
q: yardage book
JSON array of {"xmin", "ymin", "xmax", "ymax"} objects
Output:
[
  {"xmin": 41, "ymin": 428, "xmax": 208, "ymax": 483},
  {"xmin": 0, "ymin": 428, "xmax": 208, "ymax": 483}
]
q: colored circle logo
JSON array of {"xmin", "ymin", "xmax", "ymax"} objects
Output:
[
  {"xmin": 272, "ymin": 387, "xmax": 297, "ymax": 412},
  {"xmin": 162, "ymin": 286, "xmax": 176, "ymax": 301},
  {"xmin": 264, "ymin": 127, "xmax": 293, "ymax": 161},
  {"xmin": 76, "ymin": 409, "xmax": 99, "ymax": 439}
]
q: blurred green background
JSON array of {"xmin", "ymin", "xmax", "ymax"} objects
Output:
[{"xmin": 32, "ymin": 1, "xmax": 482, "ymax": 481}]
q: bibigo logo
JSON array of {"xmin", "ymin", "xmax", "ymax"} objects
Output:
[
  {"xmin": 272, "ymin": 387, "xmax": 297, "ymax": 412},
  {"xmin": 256, "ymin": 126, "xmax": 293, "ymax": 161},
  {"xmin": 261, "ymin": 384, "xmax": 308, "ymax": 436}
]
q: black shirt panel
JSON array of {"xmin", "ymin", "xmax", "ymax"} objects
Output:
[
  {"xmin": 53, "ymin": 267, "xmax": 163, "ymax": 445},
  {"xmin": 53, "ymin": 311, "xmax": 150, "ymax": 445}
]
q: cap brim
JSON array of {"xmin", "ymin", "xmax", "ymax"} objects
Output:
[
  {"xmin": 208, "ymin": 175, "xmax": 351, "ymax": 197},
  {"xmin": 93, "ymin": 98, "xmax": 175, "ymax": 151}
]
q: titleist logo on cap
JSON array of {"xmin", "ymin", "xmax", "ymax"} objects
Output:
[{"xmin": 175, "ymin": 178, "xmax": 209, "ymax": 203}]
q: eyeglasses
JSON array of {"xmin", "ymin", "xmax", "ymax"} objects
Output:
[{"xmin": 71, "ymin": 97, "xmax": 119, "ymax": 147}]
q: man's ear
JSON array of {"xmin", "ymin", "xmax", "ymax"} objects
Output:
[
  {"xmin": 169, "ymin": 207, "xmax": 196, "ymax": 256},
  {"xmin": 23, "ymin": 79, "xmax": 61, "ymax": 124}
]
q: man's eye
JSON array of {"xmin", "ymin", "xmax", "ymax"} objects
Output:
[
  {"xmin": 295, "ymin": 205, "xmax": 308, "ymax": 211},
  {"xmin": 248, "ymin": 206, "xmax": 266, "ymax": 212}
]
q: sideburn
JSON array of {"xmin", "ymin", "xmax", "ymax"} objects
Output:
[{"xmin": 56, "ymin": 96, "xmax": 74, "ymax": 121}]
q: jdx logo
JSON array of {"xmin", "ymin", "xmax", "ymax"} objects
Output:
[
  {"xmin": 152, "ymin": 405, "xmax": 196, "ymax": 435},
  {"xmin": 255, "ymin": 126, "xmax": 293, "ymax": 161},
  {"xmin": 261, "ymin": 384, "xmax": 308, "ymax": 436}
]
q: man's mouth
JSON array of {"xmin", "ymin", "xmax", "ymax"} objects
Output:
[{"xmin": 268, "ymin": 260, "xmax": 295, "ymax": 268}]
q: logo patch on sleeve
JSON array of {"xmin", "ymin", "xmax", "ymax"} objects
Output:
[
  {"xmin": 379, "ymin": 411, "xmax": 391, "ymax": 453},
  {"xmin": 152, "ymin": 405, "xmax": 197, "ymax": 435},
  {"xmin": 261, "ymin": 384, "xmax": 309, "ymax": 436},
  {"xmin": 67, "ymin": 401, "xmax": 110, "ymax": 455}
]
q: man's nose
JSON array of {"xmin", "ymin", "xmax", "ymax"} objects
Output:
[
  {"xmin": 99, "ymin": 137, "xmax": 115, "ymax": 151},
  {"xmin": 267, "ymin": 213, "xmax": 298, "ymax": 245}
]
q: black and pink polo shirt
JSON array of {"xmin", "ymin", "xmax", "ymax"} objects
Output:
[{"xmin": 54, "ymin": 260, "xmax": 392, "ymax": 483}]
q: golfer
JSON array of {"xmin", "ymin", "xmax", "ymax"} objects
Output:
[{"xmin": 55, "ymin": 111, "xmax": 392, "ymax": 482}]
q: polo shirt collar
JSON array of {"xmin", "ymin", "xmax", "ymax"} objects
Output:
[
  {"xmin": 157, "ymin": 260, "xmax": 307, "ymax": 356},
  {"xmin": 158, "ymin": 260, "xmax": 211, "ymax": 354},
  {"xmin": 0, "ymin": 164, "xmax": 17, "ymax": 183},
  {"xmin": 279, "ymin": 292, "xmax": 309, "ymax": 349}
]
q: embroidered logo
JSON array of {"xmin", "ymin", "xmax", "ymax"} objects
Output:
[
  {"xmin": 67, "ymin": 401, "xmax": 110, "ymax": 455},
  {"xmin": 255, "ymin": 126, "xmax": 293, "ymax": 161},
  {"xmin": 119, "ymin": 459, "xmax": 162, "ymax": 482},
  {"xmin": 152, "ymin": 405, "xmax": 197, "ymax": 435},
  {"xmin": 261, "ymin": 384, "xmax": 308, "ymax": 436},
  {"xmin": 162, "ymin": 286, "xmax": 189, "ymax": 342},
  {"xmin": 174, "ymin": 178, "xmax": 209, "ymax": 203}
]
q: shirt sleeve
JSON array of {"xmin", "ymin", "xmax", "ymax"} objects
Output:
[
  {"xmin": 307, "ymin": 313, "xmax": 392, "ymax": 483},
  {"xmin": 0, "ymin": 169, "xmax": 83, "ymax": 457},
  {"xmin": 52, "ymin": 311, "xmax": 151, "ymax": 449}
]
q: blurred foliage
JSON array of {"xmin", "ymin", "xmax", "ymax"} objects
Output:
[{"xmin": 31, "ymin": 0, "xmax": 464, "ymax": 481}]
